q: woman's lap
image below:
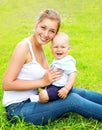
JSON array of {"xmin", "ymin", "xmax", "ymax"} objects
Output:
[{"xmin": 5, "ymin": 88, "xmax": 102, "ymax": 125}]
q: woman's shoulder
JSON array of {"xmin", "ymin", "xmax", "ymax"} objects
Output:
[
  {"xmin": 15, "ymin": 38, "xmax": 29, "ymax": 52},
  {"xmin": 11, "ymin": 38, "xmax": 30, "ymax": 60}
]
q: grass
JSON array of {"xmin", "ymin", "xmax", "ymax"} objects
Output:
[{"xmin": 0, "ymin": 0, "xmax": 102, "ymax": 129}]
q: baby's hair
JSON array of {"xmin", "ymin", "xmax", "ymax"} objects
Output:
[
  {"xmin": 36, "ymin": 9, "xmax": 61, "ymax": 32},
  {"xmin": 52, "ymin": 32, "xmax": 70, "ymax": 44}
]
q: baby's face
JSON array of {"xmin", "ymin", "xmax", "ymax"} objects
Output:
[{"xmin": 51, "ymin": 36, "xmax": 70, "ymax": 60}]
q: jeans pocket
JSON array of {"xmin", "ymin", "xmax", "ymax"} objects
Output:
[{"xmin": 5, "ymin": 101, "xmax": 27, "ymax": 122}]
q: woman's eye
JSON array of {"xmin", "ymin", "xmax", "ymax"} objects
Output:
[
  {"xmin": 51, "ymin": 30, "xmax": 55, "ymax": 33},
  {"xmin": 41, "ymin": 26, "xmax": 45, "ymax": 29},
  {"xmin": 49, "ymin": 30, "xmax": 56, "ymax": 34}
]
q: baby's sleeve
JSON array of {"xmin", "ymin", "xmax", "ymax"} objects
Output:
[{"xmin": 63, "ymin": 56, "xmax": 77, "ymax": 75}]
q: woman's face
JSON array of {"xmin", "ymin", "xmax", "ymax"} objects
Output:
[{"xmin": 35, "ymin": 18, "xmax": 59, "ymax": 45}]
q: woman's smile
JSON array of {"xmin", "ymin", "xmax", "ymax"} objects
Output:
[{"xmin": 40, "ymin": 34, "xmax": 49, "ymax": 43}]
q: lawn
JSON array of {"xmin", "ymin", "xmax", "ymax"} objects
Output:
[{"xmin": 0, "ymin": 0, "xmax": 102, "ymax": 129}]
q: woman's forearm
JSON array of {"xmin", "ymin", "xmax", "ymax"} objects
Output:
[{"xmin": 2, "ymin": 79, "xmax": 44, "ymax": 91}]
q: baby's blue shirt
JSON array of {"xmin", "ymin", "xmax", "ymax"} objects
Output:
[{"xmin": 51, "ymin": 55, "xmax": 76, "ymax": 87}]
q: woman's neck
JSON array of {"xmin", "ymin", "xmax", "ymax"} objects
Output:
[
  {"xmin": 29, "ymin": 34, "xmax": 42, "ymax": 49},
  {"xmin": 29, "ymin": 34, "xmax": 48, "ymax": 69}
]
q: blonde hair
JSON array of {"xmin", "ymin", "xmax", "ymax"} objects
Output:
[
  {"xmin": 52, "ymin": 32, "xmax": 70, "ymax": 45},
  {"xmin": 36, "ymin": 9, "xmax": 61, "ymax": 32}
]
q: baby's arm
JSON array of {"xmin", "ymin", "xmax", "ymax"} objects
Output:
[{"xmin": 58, "ymin": 72, "xmax": 76, "ymax": 99}]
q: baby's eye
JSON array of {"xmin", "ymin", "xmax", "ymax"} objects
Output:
[
  {"xmin": 61, "ymin": 46, "xmax": 66, "ymax": 48},
  {"xmin": 53, "ymin": 46, "xmax": 58, "ymax": 48}
]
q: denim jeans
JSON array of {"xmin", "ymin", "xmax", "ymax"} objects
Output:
[{"xmin": 5, "ymin": 88, "xmax": 102, "ymax": 125}]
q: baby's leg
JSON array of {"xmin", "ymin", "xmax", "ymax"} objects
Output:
[
  {"xmin": 46, "ymin": 85, "xmax": 61, "ymax": 101},
  {"xmin": 39, "ymin": 89, "xmax": 49, "ymax": 103}
]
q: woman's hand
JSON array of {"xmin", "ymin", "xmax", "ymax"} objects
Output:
[{"xmin": 41, "ymin": 68, "xmax": 63, "ymax": 87}]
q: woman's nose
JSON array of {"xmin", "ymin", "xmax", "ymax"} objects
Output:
[{"xmin": 44, "ymin": 31, "xmax": 49, "ymax": 37}]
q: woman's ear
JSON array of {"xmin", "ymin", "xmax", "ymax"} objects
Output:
[
  {"xmin": 35, "ymin": 22, "xmax": 38, "ymax": 29},
  {"xmin": 35, "ymin": 24, "xmax": 37, "ymax": 29},
  {"xmin": 33, "ymin": 24, "xmax": 37, "ymax": 33}
]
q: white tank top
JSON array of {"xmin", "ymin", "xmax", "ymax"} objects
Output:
[{"xmin": 3, "ymin": 38, "xmax": 46, "ymax": 106}]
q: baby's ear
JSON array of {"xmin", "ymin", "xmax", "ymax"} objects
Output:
[{"xmin": 68, "ymin": 46, "xmax": 70, "ymax": 52}]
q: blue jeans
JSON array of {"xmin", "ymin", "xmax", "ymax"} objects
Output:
[{"xmin": 5, "ymin": 88, "xmax": 102, "ymax": 125}]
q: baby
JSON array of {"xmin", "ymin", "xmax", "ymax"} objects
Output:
[{"xmin": 39, "ymin": 32, "xmax": 77, "ymax": 103}]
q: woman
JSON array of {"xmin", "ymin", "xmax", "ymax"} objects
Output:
[{"xmin": 2, "ymin": 9, "xmax": 102, "ymax": 125}]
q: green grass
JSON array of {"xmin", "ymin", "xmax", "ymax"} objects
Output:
[{"xmin": 0, "ymin": 0, "xmax": 102, "ymax": 129}]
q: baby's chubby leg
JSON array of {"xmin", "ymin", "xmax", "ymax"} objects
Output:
[{"xmin": 39, "ymin": 89, "xmax": 49, "ymax": 103}]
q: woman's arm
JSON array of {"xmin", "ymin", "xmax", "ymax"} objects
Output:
[
  {"xmin": 2, "ymin": 42, "xmax": 62, "ymax": 91},
  {"xmin": 2, "ymin": 42, "xmax": 44, "ymax": 91}
]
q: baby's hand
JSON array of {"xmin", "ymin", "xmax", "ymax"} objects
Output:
[{"xmin": 58, "ymin": 87, "xmax": 69, "ymax": 99}]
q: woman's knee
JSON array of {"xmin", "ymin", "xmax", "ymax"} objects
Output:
[{"xmin": 67, "ymin": 92, "xmax": 84, "ymax": 107}]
